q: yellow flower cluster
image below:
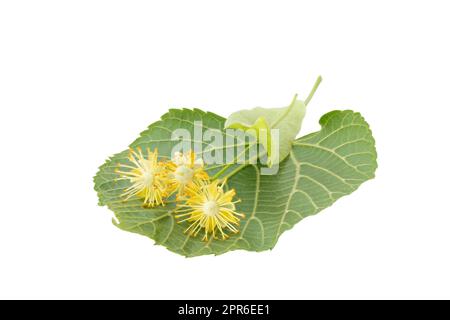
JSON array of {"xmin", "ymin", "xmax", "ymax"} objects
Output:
[{"xmin": 116, "ymin": 147, "xmax": 245, "ymax": 241}]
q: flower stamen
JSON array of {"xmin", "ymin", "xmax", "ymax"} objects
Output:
[
  {"xmin": 115, "ymin": 147, "xmax": 167, "ymax": 207},
  {"xmin": 175, "ymin": 180, "xmax": 245, "ymax": 241},
  {"xmin": 166, "ymin": 151, "xmax": 209, "ymax": 198}
]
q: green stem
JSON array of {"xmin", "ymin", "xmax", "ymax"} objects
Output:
[
  {"xmin": 304, "ymin": 75, "xmax": 322, "ymax": 106},
  {"xmin": 211, "ymin": 164, "xmax": 233, "ymax": 180}
]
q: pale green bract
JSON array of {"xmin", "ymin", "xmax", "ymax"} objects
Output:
[
  {"xmin": 94, "ymin": 108, "xmax": 377, "ymax": 257},
  {"xmin": 224, "ymin": 76, "xmax": 322, "ymax": 166},
  {"xmin": 224, "ymin": 95, "xmax": 306, "ymax": 166}
]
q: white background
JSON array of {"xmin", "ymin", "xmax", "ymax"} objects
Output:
[{"xmin": 1, "ymin": 1, "xmax": 449, "ymax": 300}]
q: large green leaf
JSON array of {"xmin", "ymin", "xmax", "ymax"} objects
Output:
[{"xmin": 94, "ymin": 108, "xmax": 377, "ymax": 257}]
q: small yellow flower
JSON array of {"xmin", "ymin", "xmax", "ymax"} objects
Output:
[
  {"xmin": 116, "ymin": 147, "xmax": 167, "ymax": 207},
  {"xmin": 166, "ymin": 151, "xmax": 209, "ymax": 198},
  {"xmin": 175, "ymin": 180, "xmax": 245, "ymax": 241}
]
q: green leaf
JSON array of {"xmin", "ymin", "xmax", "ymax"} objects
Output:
[{"xmin": 94, "ymin": 108, "xmax": 377, "ymax": 257}]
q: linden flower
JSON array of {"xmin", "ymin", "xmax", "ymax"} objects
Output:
[
  {"xmin": 115, "ymin": 147, "xmax": 167, "ymax": 207},
  {"xmin": 175, "ymin": 180, "xmax": 245, "ymax": 241},
  {"xmin": 166, "ymin": 151, "xmax": 209, "ymax": 198}
]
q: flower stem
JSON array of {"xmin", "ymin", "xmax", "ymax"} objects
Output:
[
  {"xmin": 211, "ymin": 164, "xmax": 233, "ymax": 180},
  {"xmin": 304, "ymin": 75, "xmax": 322, "ymax": 106}
]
